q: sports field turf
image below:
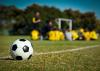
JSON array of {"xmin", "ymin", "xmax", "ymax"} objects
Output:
[{"xmin": 0, "ymin": 36, "xmax": 100, "ymax": 71}]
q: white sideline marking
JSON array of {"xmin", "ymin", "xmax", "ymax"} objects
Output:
[
  {"xmin": 0, "ymin": 45, "xmax": 100, "ymax": 59},
  {"xmin": 34, "ymin": 45, "xmax": 100, "ymax": 55}
]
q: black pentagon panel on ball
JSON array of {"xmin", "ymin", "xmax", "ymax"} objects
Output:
[
  {"xmin": 16, "ymin": 56, "xmax": 23, "ymax": 60},
  {"xmin": 12, "ymin": 44, "xmax": 17, "ymax": 51},
  {"xmin": 19, "ymin": 39, "xmax": 26, "ymax": 42},
  {"xmin": 23, "ymin": 45, "xmax": 29, "ymax": 52},
  {"xmin": 28, "ymin": 54, "xmax": 32, "ymax": 60}
]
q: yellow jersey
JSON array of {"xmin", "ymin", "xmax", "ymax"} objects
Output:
[
  {"xmin": 31, "ymin": 30, "xmax": 39, "ymax": 40},
  {"xmin": 90, "ymin": 31, "xmax": 98, "ymax": 40}
]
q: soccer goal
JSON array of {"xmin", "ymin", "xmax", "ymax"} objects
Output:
[{"xmin": 55, "ymin": 18, "xmax": 72, "ymax": 30}]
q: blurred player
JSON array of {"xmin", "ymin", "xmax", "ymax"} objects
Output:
[
  {"xmin": 42, "ymin": 19, "xmax": 53, "ymax": 39},
  {"xmin": 65, "ymin": 29, "xmax": 72, "ymax": 41},
  {"xmin": 31, "ymin": 30, "xmax": 39, "ymax": 40},
  {"xmin": 78, "ymin": 28, "xmax": 85, "ymax": 40},
  {"xmin": 90, "ymin": 30, "xmax": 98, "ymax": 40},
  {"xmin": 32, "ymin": 11, "xmax": 41, "ymax": 31}
]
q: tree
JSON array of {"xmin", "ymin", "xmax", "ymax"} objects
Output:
[
  {"xmin": 0, "ymin": 4, "xmax": 99, "ymax": 35},
  {"xmin": 80, "ymin": 12, "xmax": 96, "ymax": 30}
]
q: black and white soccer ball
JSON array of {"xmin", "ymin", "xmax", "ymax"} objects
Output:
[{"xmin": 10, "ymin": 39, "xmax": 33, "ymax": 60}]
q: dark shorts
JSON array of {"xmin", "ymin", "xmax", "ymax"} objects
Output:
[{"xmin": 32, "ymin": 23, "xmax": 41, "ymax": 33}]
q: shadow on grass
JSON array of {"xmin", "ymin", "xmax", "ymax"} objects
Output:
[{"xmin": 0, "ymin": 57, "xmax": 14, "ymax": 61}]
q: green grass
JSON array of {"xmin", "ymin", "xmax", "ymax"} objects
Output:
[{"xmin": 0, "ymin": 36, "xmax": 100, "ymax": 71}]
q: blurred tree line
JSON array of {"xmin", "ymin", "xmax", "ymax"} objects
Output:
[{"xmin": 0, "ymin": 4, "xmax": 100, "ymax": 35}]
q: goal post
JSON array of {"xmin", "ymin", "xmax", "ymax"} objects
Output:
[{"xmin": 55, "ymin": 18, "xmax": 72, "ymax": 30}]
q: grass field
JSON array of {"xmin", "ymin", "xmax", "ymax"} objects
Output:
[{"xmin": 0, "ymin": 36, "xmax": 100, "ymax": 71}]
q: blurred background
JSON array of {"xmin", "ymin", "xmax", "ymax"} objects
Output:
[{"xmin": 0, "ymin": 0, "xmax": 100, "ymax": 36}]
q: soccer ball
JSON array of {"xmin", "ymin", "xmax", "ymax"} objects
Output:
[{"xmin": 10, "ymin": 39, "xmax": 33, "ymax": 60}]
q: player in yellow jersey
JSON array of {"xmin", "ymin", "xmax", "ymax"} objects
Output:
[
  {"xmin": 48, "ymin": 30, "xmax": 55, "ymax": 41},
  {"xmin": 83, "ymin": 29, "xmax": 90, "ymax": 40},
  {"xmin": 31, "ymin": 30, "xmax": 39, "ymax": 40},
  {"xmin": 32, "ymin": 11, "xmax": 41, "ymax": 31},
  {"xmin": 71, "ymin": 30, "xmax": 79, "ymax": 40},
  {"xmin": 90, "ymin": 30, "xmax": 98, "ymax": 40}
]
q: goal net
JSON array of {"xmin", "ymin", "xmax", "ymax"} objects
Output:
[{"xmin": 55, "ymin": 18, "xmax": 72, "ymax": 30}]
